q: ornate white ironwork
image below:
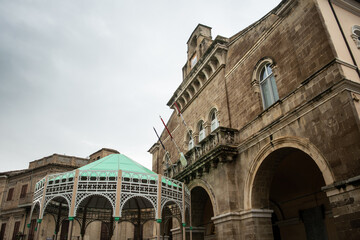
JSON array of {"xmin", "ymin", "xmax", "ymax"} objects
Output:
[{"xmin": 32, "ymin": 168, "xmax": 190, "ymax": 222}]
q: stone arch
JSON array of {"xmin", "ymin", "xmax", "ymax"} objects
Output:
[
  {"xmin": 188, "ymin": 179, "xmax": 217, "ymax": 215},
  {"xmin": 244, "ymin": 136, "xmax": 335, "ymax": 210}
]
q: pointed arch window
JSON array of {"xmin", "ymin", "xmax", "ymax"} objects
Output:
[
  {"xmin": 210, "ymin": 109, "xmax": 219, "ymax": 132},
  {"xmin": 259, "ymin": 63, "xmax": 279, "ymax": 109},
  {"xmin": 187, "ymin": 130, "xmax": 194, "ymax": 150},
  {"xmin": 198, "ymin": 121, "xmax": 205, "ymax": 142}
]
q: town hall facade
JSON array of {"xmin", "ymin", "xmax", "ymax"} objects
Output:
[{"xmin": 149, "ymin": 0, "xmax": 360, "ymax": 239}]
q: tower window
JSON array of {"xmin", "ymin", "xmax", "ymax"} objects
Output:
[{"xmin": 191, "ymin": 55, "xmax": 197, "ymax": 68}]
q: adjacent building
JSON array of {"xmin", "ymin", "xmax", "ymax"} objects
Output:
[
  {"xmin": 0, "ymin": 148, "xmax": 119, "ymax": 240},
  {"xmin": 149, "ymin": 0, "xmax": 360, "ymax": 239}
]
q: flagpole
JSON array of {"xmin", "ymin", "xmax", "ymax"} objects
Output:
[
  {"xmin": 160, "ymin": 116, "xmax": 188, "ymax": 167},
  {"xmin": 174, "ymin": 102, "xmax": 201, "ymax": 157},
  {"xmin": 153, "ymin": 127, "xmax": 175, "ymax": 175}
]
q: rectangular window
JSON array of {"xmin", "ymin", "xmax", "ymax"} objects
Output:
[
  {"xmin": 20, "ymin": 184, "xmax": 28, "ymax": 198},
  {"xmin": 7, "ymin": 188, "xmax": 14, "ymax": 201},
  {"xmin": 12, "ymin": 221, "xmax": 20, "ymax": 240},
  {"xmin": 0, "ymin": 223, "xmax": 6, "ymax": 240}
]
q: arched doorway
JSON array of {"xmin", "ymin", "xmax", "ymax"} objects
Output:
[
  {"xmin": 120, "ymin": 196, "xmax": 156, "ymax": 240},
  {"xmin": 76, "ymin": 195, "xmax": 114, "ymax": 240},
  {"xmin": 251, "ymin": 147, "xmax": 337, "ymax": 240},
  {"xmin": 161, "ymin": 201, "xmax": 182, "ymax": 240},
  {"xmin": 191, "ymin": 187, "xmax": 215, "ymax": 240},
  {"xmin": 42, "ymin": 196, "xmax": 70, "ymax": 240}
]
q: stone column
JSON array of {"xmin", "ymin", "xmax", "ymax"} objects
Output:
[
  {"xmin": 212, "ymin": 209, "xmax": 273, "ymax": 240},
  {"xmin": 323, "ymin": 176, "xmax": 360, "ymax": 239},
  {"xmin": 114, "ymin": 170, "xmax": 122, "ymax": 240},
  {"xmin": 34, "ymin": 219, "xmax": 42, "ymax": 240},
  {"xmin": 67, "ymin": 217, "xmax": 74, "ymax": 240},
  {"xmin": 156, "ymin": 219, "xmax": 162, "ymax": 240},
  {"xmin": 157, "ymin": 174, "xmax": 162, "ymax": 240},
  {"xmin": 114, "ymin": 218, "xmax": 120, "ymax": 240},
  {"xmin": 68, "ymin": 170, "xmax": 79, "ymax": 240},
  {"xmin": 182, "ymin": 183, "xmax": 186, "ymax": 240},
  {"xmin": 182, "ymin": 223, "xmax": 186, "ymax": 240}
]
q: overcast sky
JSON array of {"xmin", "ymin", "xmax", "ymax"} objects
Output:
[{"xmin": 0, "ymin": 0, "xmax": 281, "ymax": 172}]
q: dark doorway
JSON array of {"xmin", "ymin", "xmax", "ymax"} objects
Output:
[
  {"xmin": 100, "ymin": 222, "xmax": 109, "ymax": 240},
  {"xmin": 28, "ymin": 220, "xmax": 36, "ymax": 240},
  {"xmin": 0, "ymin": 223, "xmax": 6, "ymax": 240},
  {"xmin": 252, "ymin": 148, "xmax": 334, "ymax": 240},
  {"xmin": 191, "ymin": 187, "xmax": 215, "ymax": 240}
]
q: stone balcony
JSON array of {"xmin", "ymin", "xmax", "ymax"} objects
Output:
[{"xmin": 167, "ymin": 127, "xmax": 239, "ymax": 183}]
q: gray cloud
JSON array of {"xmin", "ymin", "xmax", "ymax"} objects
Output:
[{"xmin": 0, "ymin": 0, "xmax": 281, "ymax": 171}]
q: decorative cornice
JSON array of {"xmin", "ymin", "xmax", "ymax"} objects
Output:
[{"xmin": 167, "ymin": 40, "xmax": 228, "ymax": 111}]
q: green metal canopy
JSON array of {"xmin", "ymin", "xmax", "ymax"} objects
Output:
[{"xmin": 78, "ymin": 154, "xmax": 156, "ymax": 174}]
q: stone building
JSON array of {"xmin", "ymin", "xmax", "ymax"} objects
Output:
[
  {"xmin": 0, "ymin": 148, "xmax": 124, "ymax": 240},
  {"xmin": 149, "ymin": 0, "xmax": 360, "ymax": 239}
]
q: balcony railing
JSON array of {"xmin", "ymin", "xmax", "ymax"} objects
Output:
[{"xmin": 167, "ymin": 127, "xmax": 239, "ymax": 181}]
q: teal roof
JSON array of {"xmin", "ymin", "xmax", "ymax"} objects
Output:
[{"xmin": 79, "ymin": 154, "xmax": 156, "ymax": 174}]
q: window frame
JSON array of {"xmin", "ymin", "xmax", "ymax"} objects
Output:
[
  {"xmin": 257, "ymin": 61, "xmax": 279, "ymax": 109},
  {"xmin": 198, "ymin": 121, "xmax": 206, "ymax": 142},
  {"xmin": 7, "ymin": 188, "xmax": 14, "ymax": 201},
  {"xmin": 20, "ymin": 184, "xmax": 28, "ymax": 199},
  {"xmin": 210, "ymin": 109, "xmax": 219, "ymax": 132}
]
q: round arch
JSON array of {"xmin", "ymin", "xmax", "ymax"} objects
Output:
[
  {"xmin": 41, "ymin": 195, "xmax": 71, "ymax": 219},
  {"xmin": 74, "ymin": 193, "xmax": 115, "ymax": 217},
  {"xmin": 29, "ymin": 200, "xmax": 41, "ymax": 220},
  {"xmin": 188, "ymin": 179, "xmax": 217, "ymax": 215},
  {"xmin": 119, "ymin": 195, "xmax": 157, "ymax": 218},
  {"xmin": 161, "ymin": 200, "xmax": 183, "ymax": 220},
  {"xmin": 244, "ymin": 136, "xmax": 335, "ymax": 210}
]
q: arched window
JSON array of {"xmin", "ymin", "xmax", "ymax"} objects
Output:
[
  {"xmin": 210, "ymin": 109, "xmax": 219, "ymax": 132},
  {"xmin": 259, "ymin": 63, "xmax": 279, "ymax": 109},
  {"xmin": 198, "ymin": 121, "xmax": 205, "ymax": 142},
  {"xmin": 187, "ymin": 130, "xmax": 194, "ymax": 150},
  {"xmin": 163, "ymin": 152, "xmax": 171, "ymax": 175}
]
